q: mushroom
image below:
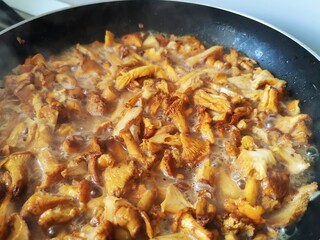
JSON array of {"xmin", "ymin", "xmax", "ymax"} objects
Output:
[
  {"xmin": 236, "ymin": 148, "xmax": 276, "ymax": 180},
  {"xmin": 103, "ymin": 161, "xmax": 136, "ymax": 197},
  {"xmin": 274, "ymin": 114, "xmax": 311, "ymax": 135},
  {"xmin": 195, "ymin": 159, "xmax": 216, "ymax": 185},
  {"xmin": 160, "ymin": 184, "xmax": 192, "ymax": 214},
  {"xmin": 266, "ymin": 182, "xmax": 318, "ymax": 227},
  {"xmin": 137, "ymin": 189, "xmax": 158, "ymax": 212},
  {"xmin": 21, "ymin": 191, "xmax": 74, "ymax": 218},
  {"xmin": 112, "ymin": 106, "xmax": 143, "ymax": 136},
  {"xmin": 172, "ymin": 209, "xmax": 216, "ymax": 240},
  {"xmin": 37, "ymin": 149, "xmax": 64, "ymax": 189},
  {"xmin": 186, "ymin": 45, "xmax": 224, "ymax": 66},
  {"xmin": 104, "ymin": 195, "xmax": 143, "ymax": 238},
  {"xmin": 38, "ymin": 206, "xmax": 79, "ymax": 229},
  {"xmin": 164, "ymin": 98, "xmax": 189, "ymax": 133},
  {"xmin": 286, "ymin": 99, "xmax": 300, "ymax": 116},
  {"xmin": 2, "ymin": 152, "xmax": 33, "ymax": 196},
  {"xmin": 271, "ymin": 145, "xmax": 310, "ymax": 175},
  {"xmin": 115, "ymin": 65, "xmax": 160, "ymax": 91},
  {"xmin": 180, "ymin": 134, "xmax": 210, "ymax": 167},
  {"xmin": 193, "ymin": 89, "xmax": 232, "ymax": 113},
  {"xmin": 258, "ymin": 85, "xmax": 280, "ymax": 113},
  {"xmin": 252, "ymin": 69, "xmax": 286, "ymax": 90},
  {"xmin": 224, "ymin": 199, "xmax": 265, "ymax": 224},
  {"xmin": 6, "ymin": 213, "xmax": 30, "ymax": 240},
  {"xmin": 104, "ymin": 30, "xmax": 115, "ymax": 47},
  {"xmin": 175, "ymin": 71, "xmax": 203, "ymax": 94},
  {"xmin": 86, "ymin": 93, "xmax": 109, "ymax": 116},
  {"xmin": 0, "ymin": 195, "xmax": 13, "ymax": 239}
]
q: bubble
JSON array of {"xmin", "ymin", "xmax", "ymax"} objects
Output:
[
  {"xmin": 211, "ymin": 161, "xmax": 219, "ymax": 168},
  {"xmin": 279, "ymin": 223, "xmax": 297, "ymax": 237},
  {"xmin": 310, "ymin": 190, "xmax": 320, "ymax": 201},
  {"xmin": 307, "ymin": 146, "xmax": 318, "ymax": 156},
  {"xmin": 90, "ymin": 217, "xmax": 99, "ymax": 227},
  {"xmin": 255, "ymin": 49, "xmax": 263, "ymax": 59},
  {"xmin": 90, "ymin": 185, "xmax": 102, "ymax": 198},
  {"xmin": 71, "ymin": 66, "xmax": 78, "ymax": 71},
  {"xmin": 48, "ymin": 226, "xmax": 58, "ymax": 238},
  {"xmin": 231, "ymin": 171, "xmax": 241, "ymax": 181},
  {"xmin": 265, "ymin": 116, "xmax": 276, "ymax": 129},
  {"xmin": 307, "ymin": 146, "xmax": 319, "ymax": 161},
  {"xmin": 237, "ymin": 179, "xmax": 246, "ymax": 189}
]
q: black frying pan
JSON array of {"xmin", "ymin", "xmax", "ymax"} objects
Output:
[
  {"xmin": 0, "ymin": 1, "xmax": 320, "ymax": 239},
  {"xmin": 0, "ymin": 1, "xmax": 24, "ymax": 30}
]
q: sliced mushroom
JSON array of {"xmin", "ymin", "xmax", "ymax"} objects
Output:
[
  {"xmin": 37, "ymin": 149, "xmax": 64, "ymax": 189},
  {"xmin": 224, "ymin": 198, "xmax": 265, "ymax": 224},
  {"xmin": 236, "ymin": 148, "xmax": 276, "ymax": 180},
  {"xmin": 0, "ymin": 195, "xmax": 14, "ymax": 239},
  {"xmin": 112, "ymin": 106, "xmax": 143, "ymax": 136},
  {"xmin": 21, "ymin": 191, "xmax": 74, "ymax": 218},
  {"xmin": 115, "ymin": 65, "xmax": 159, "ymax": 91},
  {"xmin": 6, "ymin": 213, "xmax": 30, "ymax": 240},
  {"xmin": 274, "ymin": 114, "xmax": 310, "ymax": 135},
  {"xmin": 195, "ymin": 159, "xmax": 216, "ymax": 185},
  {"xmin": 2, "ymin": 152, "xmax": 33, "ymax": 196},
  {"xmin": 172, "ymin": 209, "xmax": 216, "ymax": 240},
  {"xmin": 194, "ymin": 89, "xmax": 232, "ymax": 113},
  {"xmin": 186, "ymin": 45, "xmax": 224, "ymax": 66},
  {"xmin": 271, "ymin": 145, "xmax": 310, "ymax": 175},
  {"xmin": 137, "ymin": 189, "xmax": 157, "ymax": 212},
  {"xmin": 5, "ymin": 119, "xmax": 37, "ymax": 149},
  {"xmin": 104, "ymin": 195, "xmax": 143, "ymax": 238},
  {"xmin": 86, "ymin": 93, "xmax": 109, "ymax": 116},
  {"xmin": 164, "ymin": 98, "xmax": 188, "ymax": 133},
  {"xmin": 266, "ymin": 182, "xmax": 318, "ymax": 227},
  {"xmin": 103, "ymin": 161, "xmax": 136, "ymax": 197},
  {"xmin": 181, "ymin": 134, "xmax": 210, "ymax": 167},
  {"xmin": 38, "ymin": 206, "xmax": 79, "ymax": 229},
  {"xmin": 258, "ymin": 85, "xmax": 280, "ymax": 113},
  {"xmin": 160, "ymin": 184, "xmax": 192, "ymax": 214}
]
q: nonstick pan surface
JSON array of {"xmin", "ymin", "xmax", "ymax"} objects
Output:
[{"xmin": 0, "ymin": 1, "xmax": 319, "ymax": 239}]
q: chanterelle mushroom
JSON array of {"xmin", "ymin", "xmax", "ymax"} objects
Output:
[
  {"xmin": 266, "ymin": 182, "xmax": 317, "ymax": 227},
  {"xmin": 1, "ymin": 152, "xmax": 33, "ymax": 196},
  {"xmin": 104, "ymin": 195, "xmax": 143, "ymax": 237}
]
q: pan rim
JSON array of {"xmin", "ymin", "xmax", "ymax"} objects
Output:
[
  {"xmin": 0, "ymin": 0, "xmax": 319, "ymax": 62},
  {"xmin": 167, "ymin": 0, "xmax": 320, "ymax": 61}
]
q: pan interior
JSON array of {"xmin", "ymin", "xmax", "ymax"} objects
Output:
[{"xmin": 0, "ymin": 1, "xmax": 319, "ymax": 239}]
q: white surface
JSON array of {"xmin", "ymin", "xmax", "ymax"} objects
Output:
[
  {"xmin": 4, "ymin": 0, "xmax": 70, "ymax": 16},
  {"xmin": 4, "ymin": 0, "xmax": 320, "ymax": 57}
]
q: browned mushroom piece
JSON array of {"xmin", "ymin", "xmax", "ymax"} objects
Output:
[
  {"xmin": 86, "ymin": 93, "xmax": 109, "ymax": 116},
  {"xmin": 103, "ymin": 161, "xmax": 137, "ymax": 197},
  {"xmin": 266, "ymin": 182, "xmax": 318, "ymax": 227},
  {"xmin": 104, "ymin": 195, "xmax": 143, "ymax": 238},
  {"xmin": 38, "ymin": 206, "xmax": 79, "ymax": 229},
  {"xmin": 1, "ymin": 152, "xmax": 33, "ymax": 196},
  {"xmin": 6, "ymin": 213, "xmax": 30, "ymax": 240},
  {"xmin": 172, "ymin": 209, "xmax": 217, "ymax": 240},
  {"xmin": 21, "ymin": 191, "xmax": 74, "ymax": 218},
  {"xmin": 0, "ymin": 195, "xmax": 13, "ymax": 239}
]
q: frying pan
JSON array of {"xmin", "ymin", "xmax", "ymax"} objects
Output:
[{"xmin": 0, "ymin": 1, "xmax": 319, "ymax": 239}]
